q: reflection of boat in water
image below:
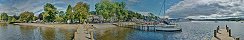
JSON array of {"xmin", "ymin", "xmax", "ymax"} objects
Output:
[
  {"xmin": 156, "ymin": 22, "xmax": 182, "ymax": 32},
  {"xmin": 140, "ymin": 23, "xmax": 182, "ymax": 32},
  {"xmin": 156, "ymin": 27, "xmax": 182, "ymax": 32}
]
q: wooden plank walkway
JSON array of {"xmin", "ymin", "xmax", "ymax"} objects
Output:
[
  {"xmin": 74, "ymin": 24, "xmax": 95, "ymax": 40},
  {"xmin": 211, "ymin": 25, "xmax": 240, "ymax": 40}
]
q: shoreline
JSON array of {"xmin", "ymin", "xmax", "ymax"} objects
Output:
[
  {"xmin": 12, "ymin": 22, "xmax": 135, "ymax": 40},
  {"xmin": 13, "ymin": 23, "xmax": 119, "ymax": 40}
]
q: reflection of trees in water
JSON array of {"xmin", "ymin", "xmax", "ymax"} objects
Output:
[
  {"xmin": 40, "ymin": 27, "xmax": 55, "ymax": 40},
  {"xmin": 96, "ymin": 27, "xmax": 134, "ymax": 40},
  {"xmin": 0, "ymin": 23, "xmax": 7, "ymax": 31},
  {"xmin": 59, "ymin": 28, "xmax": 75, "ymax": 40},
  {"xmin": 0, "ymin": 23, "xmax": 7, "ymax": 26},
  {"xmin": 19, "ymin": 26, "xmax": 36, "ymax": 40},
  {"xmin": 19, "ymin": 26, "xmax": 35, "ymax": 40}
]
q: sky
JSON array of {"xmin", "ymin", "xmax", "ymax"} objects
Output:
[
  {"xmin": 167, "ymin": 0, "xmax": 244, "ymax": 19},
  {"xmin": 2, "ymin": 0, "xmax": 244, "ymax": 19},
  {"xmin": 0, "ymin": 0, "xmax": 181, "ymax": 17}
]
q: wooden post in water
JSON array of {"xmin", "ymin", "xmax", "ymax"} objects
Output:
[
  {"xmin": 226, "ymin": 25, "xmax": 228, "ymax": 27},
  {"xmin": 147, "ymin": 26, "xmax": 149, "ymax": 31},
  {"xmin": 214, "ymin": 30, "xmax": 217, "ymax": 37},
  {"xmin": 229, "ymin": 29, "xmax": 232, "ymax": 37},
  {"xmin": 217, "ymin": 26, "xmax": 219, "ymax": 30},
  {"xmin": 154, "ymin": 24, "xmax": 156, "ymax": 31},
  {"xmin": 226, "ymin": 25, "xmax": 228, "ymax": 31},
  {"xmin": 236, "ymin": 37, "xmax": 240, "ymax": 40},
  {"xmin": 217, "ymin": 26, "xmax": 219, "ymax": 33}
]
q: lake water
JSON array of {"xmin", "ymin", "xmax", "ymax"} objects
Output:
[
  {"xmin": 0, "ymin": 24, "xmax": 75, "ymax": 40},
  {"xmin": 1, "ymin": 21, "xmax": 244, "ymax": 40},
  {"xmin": 96, "ymin": 21, "xmax": 244, "ymax": 40}
]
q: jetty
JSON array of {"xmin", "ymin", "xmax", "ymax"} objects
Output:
[
  {"xmin": 116, "ymin": 22, "xmax": 182, "ymax": 32},
  {"xmin": 133, "ymin": 25, "xmax": 181, "ymax": 32},
  {"xmin": 211, "ymin": 25, "xmax": 240, "ymax": 40},
  {"xmin": 74, "ymin": 24, "xmax": 95, "ymax": 40}
]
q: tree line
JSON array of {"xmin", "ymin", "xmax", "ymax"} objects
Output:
[{"xmin": 0, "ymin": 0, "xmax": 159, "ymax": 24}]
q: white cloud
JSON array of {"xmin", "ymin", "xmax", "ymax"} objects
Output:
[
  {"xmin": 0, "ymin": 0, "xmax": 83, "ymax": 16},
  {"xmin": 166, "ymin": 0, "xmax": 244, "ymax": 18}
]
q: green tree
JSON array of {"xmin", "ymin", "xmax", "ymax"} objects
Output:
[
  {"xmin": 0, "ymin": 13, "xmax": 9, "ymax": 21},
  {"xmin": 54, "ymin": 15, "xmax": 64, "ymax": 23},
  {"xmin": 95, "ymin": 0, "xmax": 115, "ymax": 22},
  {"xmin": 43, "ymin": 3, "xmax": 58, "ymax": 22},
  {"xmin": 19, "ymin": 11, "xmax": 35, "ymax": 22},
  {"xmin": 54, "ymin": 11, "xmax": 65, "ymax": 23},
  {"xmin": 73, "ymin": 2, "xmax": 89, "ymax": 23},
  {"xmin": 65, "ymin": 5, "xmax": 74, "ymax": 23},
  {"xmin": 7, "ymin": 16, "xmax": 16, "ymax": 23},
  {"xmin": 113, "ymin": 2, "xmax": 127, "ymax": 21},
  {"xmin": 33, "ymin": 16, "xmax": 38, "ymax": 21},
  {"xmin": 11, "ymin": 17, "xmax": 16, "ymax": 22}
]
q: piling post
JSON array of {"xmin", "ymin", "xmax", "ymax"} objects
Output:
[
  {"xmin": 154, "ymin": 25, "xmax": 156, "ymax": 31},
  {"xmin": 226, "ymin": 25, "xmax": 228, "ymax": 27},
  {"xmin": 147, "ymin": 26, "xmax": 149, "ymax": 31},
  {"xmin": 149, "ymin": 26, "xmax": 150, "ymax": 31},
  {"xmin": 235, "ymin": 37, "xmax": 240, "ymax": 40},
  {"xmin": 214, "ymin": 30, "xmax": 217, "ymax": 37},
  {"xmin": 227, "ymin": 27, "xmax": 229, "ymax": 32},
  {"xmin": 217, "ymin": 26, "xmax": 219, "ymax": 33},
  {"xmin": 226, "ymin": 25, "xmax": 228, "ymax": 30},
  {"xmin": 229, "ymin": 29, "xmax": 232, "ymax": 37},
  {"xmin": 217, "ymin": 26, "xmax": 219, "ymax": 30}
]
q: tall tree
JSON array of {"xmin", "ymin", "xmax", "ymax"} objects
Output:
[
  {"xmin": 73, "ymin": 2, "xmax": 89, "ymax": 23},
  {"xmin": 0, "ymin": 13, "xmax": 8, "ymax": 21},
  {"xmin": 54, "ymin": 15, "xmax": 64, "ymax": 23},
  {"xmin": 65, "ymin": 5, "xmax": 74, "ymax": 23},
  {"xmin": 43, "ymin": 3, "xmax": 58, "ymax": 22},
  {"xmin": 19, "ymin": 11, "xmax": 35, "ymax": 22},
  {"xmin": 95, "ymin": 0, "xmax": 115, "ymax": 22},
  {"xmin": 7, "ymin": 16, "xmax": 16, "ymax": 23}
]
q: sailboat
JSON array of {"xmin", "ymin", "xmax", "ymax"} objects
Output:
[{"xmin": 155, "ymin": 0, "xmax": 181, "ymax": 31}]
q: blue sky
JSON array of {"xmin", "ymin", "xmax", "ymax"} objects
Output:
[
  {"xmin": 2, "ymin": 0, "xmax": 243, "ymax": 19},
  {"xmin": 0, "ymin": 0, "xmax": 182, "ymax": 17}
]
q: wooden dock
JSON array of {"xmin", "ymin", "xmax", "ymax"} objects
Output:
[
  {"xmin": 74, "ymin": 24, "xmax": 95, "ymax": 40},
  {"xmin": 126, "ymin": 24, "xmax": 182, "ymax": 32},
  {"xmin": 211, "ymin": 25, "xmax": 240, "ymax": 40}
]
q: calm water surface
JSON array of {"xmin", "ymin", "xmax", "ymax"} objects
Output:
[
  {"xmin": 1, "ymin": 21, "xmax": 244, "ymax": 40},
  {"xmin": 96, "ymin": 21, "xmax": 244, "ymax": 40},
  {"xmin": 0, "ymin": 24, "xmax": 75, "ymax": 40}
]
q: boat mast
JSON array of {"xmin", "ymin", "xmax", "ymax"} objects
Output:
[{"xmin": 163, "ymin": 0, "xmax": 166, "ymax": 19}]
